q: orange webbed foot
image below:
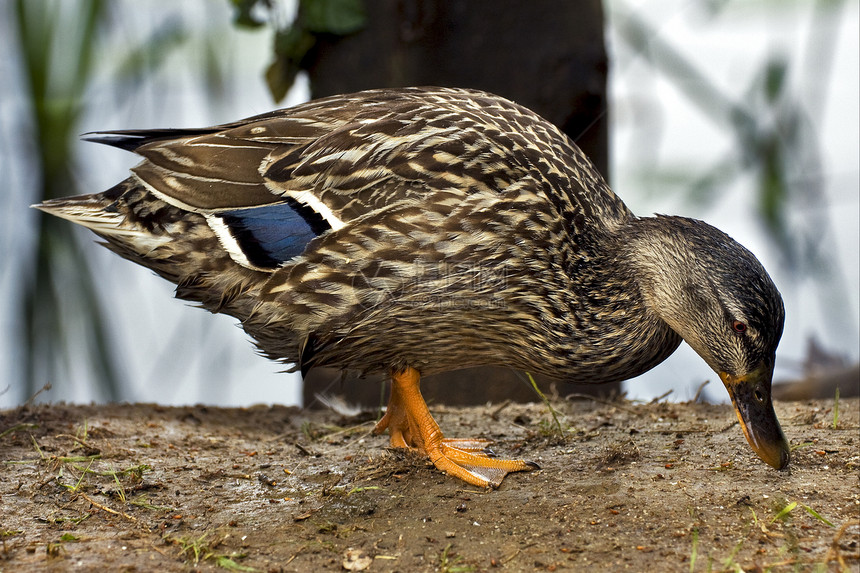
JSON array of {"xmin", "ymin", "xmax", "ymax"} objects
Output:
[{"xmin": 374, "ymin": 367, "xmax": 538, "ymax": 488}]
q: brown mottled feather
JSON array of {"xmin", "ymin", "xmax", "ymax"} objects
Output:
[{"xmin": 35, "ymin": 87, "xmax": 783, "ymax": 391}]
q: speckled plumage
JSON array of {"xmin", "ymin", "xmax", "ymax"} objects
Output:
[{"xmin": 37, "ymin": 87, "xmax": 790, "ymax": 474}]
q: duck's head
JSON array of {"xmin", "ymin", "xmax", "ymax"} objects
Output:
[{"xmin": 628, "ymin": 215, "xmax": 789, "ymax": 470}]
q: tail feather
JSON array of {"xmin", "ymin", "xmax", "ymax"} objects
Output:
[
  {"xmin": 34, "ymin": 195, "xmax": 164, "ymax": 244},
  {"xmin": 82, "ymin": 127, "xmax": 223, "ymax": 152},
  {"xmin": 34, "ymin": 179, "xmax": 267, "ymax": 322}
]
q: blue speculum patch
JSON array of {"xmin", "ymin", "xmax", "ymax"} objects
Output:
[{"xmin": 219, "ymin": 200, "xmax": 331, "ymax": 268}]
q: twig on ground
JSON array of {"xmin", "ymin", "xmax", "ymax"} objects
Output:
[
  {"xmin": 692, "ymin": 380, "xmax": 710, "ymax": 403},
  {"xmin": 77, "ymin": 491, "xmax": 137, "ymax": 523},
  {"xmin": 565, "ymin": 394, "xmax": 640, "ymax": 415},
  {"xmin": 649, "ymin": 390, "xmax": 674, "ymax": 404},
  {"xmin": 25, "ymin": 383, "xmax": 52, "ymax": 407},
  {"xmin": 490, "ymin": 400, "xmax": 512, "ymax": 420}
]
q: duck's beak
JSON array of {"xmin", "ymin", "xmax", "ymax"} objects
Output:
[{"xmin": 719, "ymin": 360, "xmax": 790, "ymax": 470}]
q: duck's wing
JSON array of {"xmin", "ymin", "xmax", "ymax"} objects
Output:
[{"xmin": 87, "ymin": 87, "xmax": 630, "ymax": 271}]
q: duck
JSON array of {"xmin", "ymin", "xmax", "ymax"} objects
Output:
[{"xmin": 35, "ymin": 86, "xmax": 789, "ymax": 488}]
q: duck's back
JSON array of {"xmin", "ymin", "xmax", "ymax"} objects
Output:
[
  {"xmin": 38, "ymin": 87, "xmax": 635, "ymax": 375},
  {"xmin": 98, "ymin": 88, "xmax": 628, "ymax": 234}
]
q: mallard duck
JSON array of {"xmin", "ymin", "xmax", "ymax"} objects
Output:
[{"xmin": 36, "ymin": 87, "xmax": 789, "ymax": 487}]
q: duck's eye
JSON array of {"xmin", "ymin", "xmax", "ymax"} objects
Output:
[{"xmin": 731, "ymin": 320, "xmax": 747, "ymax": 334}]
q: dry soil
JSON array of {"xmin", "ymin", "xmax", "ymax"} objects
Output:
[{"xmin": 1, "ymin": 396, "xmax": 858, "ymax": 572}]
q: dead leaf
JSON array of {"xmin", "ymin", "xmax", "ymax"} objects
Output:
[{"xmin": 342, "ymin": 548, "xmax": 372, "ymax": 571}]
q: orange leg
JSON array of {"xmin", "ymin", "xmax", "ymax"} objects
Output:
[{"xmin": 374, "ymin": 366, "xmax": 538, "ymax": 487}]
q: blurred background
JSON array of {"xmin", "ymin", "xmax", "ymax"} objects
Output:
[{"xmin": 1, "ymin": 0, "xmax": 857, "ymax": 409}]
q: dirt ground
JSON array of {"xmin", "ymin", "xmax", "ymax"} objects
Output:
[{"xmin": 1, "ymin": 394, "xmax": 858, "ymax": 572}]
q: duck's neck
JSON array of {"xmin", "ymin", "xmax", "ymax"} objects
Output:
[
  {"xmin": 538, "ymin": 218, "xmax": 683, "ymax": 383},
  {"xmin": 616, "ymin": 215, "xmax": 716, "ymax": 368}
]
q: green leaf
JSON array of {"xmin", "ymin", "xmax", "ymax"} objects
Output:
[
  {"xmin": 764, "ymin": 59, "xmax": 787, "ymax": 104},
  {"xmin": 832, "ymin": 386, "xmax": 839, "ymax": 429},
  {"xmin": 770, "ymin": 500, "xmax": 797, "ymax": 523},
  {"xmin": 525, "ymin": 372, "xmax": 564, "ymax": 436},
  {"xmin": 689, "ymin": 527, "xmax": 698, "ymax": 573},
  {"xmin": 347, "ymin": 486, "xmax": 381, "ymax": 495},
  {"xmin": 216, "ymin": 555, "xmax": 258, "ymax": 571},
  {"xmin": 266, "ymin": 26, "xmax": 316, "ymax": 101},
  {"xmin": 301, "ymin": 0, "xmax": 366, "ymax": 35},
  {"xmin": 231, "ymin": 0, "xmax": 269, "ymax": 28},
  {"xmin": 273, "ymin": 25, "xmax": 316, "ymax": 60},
  {"xmin": 266, "ymin": 57, "xmax": 299, "ymax": 103},
  {"xmin": 802, "ymin": 504, "xmax": 835, "ymax": 528}
]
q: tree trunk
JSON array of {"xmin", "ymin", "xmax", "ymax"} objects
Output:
[{"xmin": 302, "ymin": 0, "xmax": 618, "ymax": 407}]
